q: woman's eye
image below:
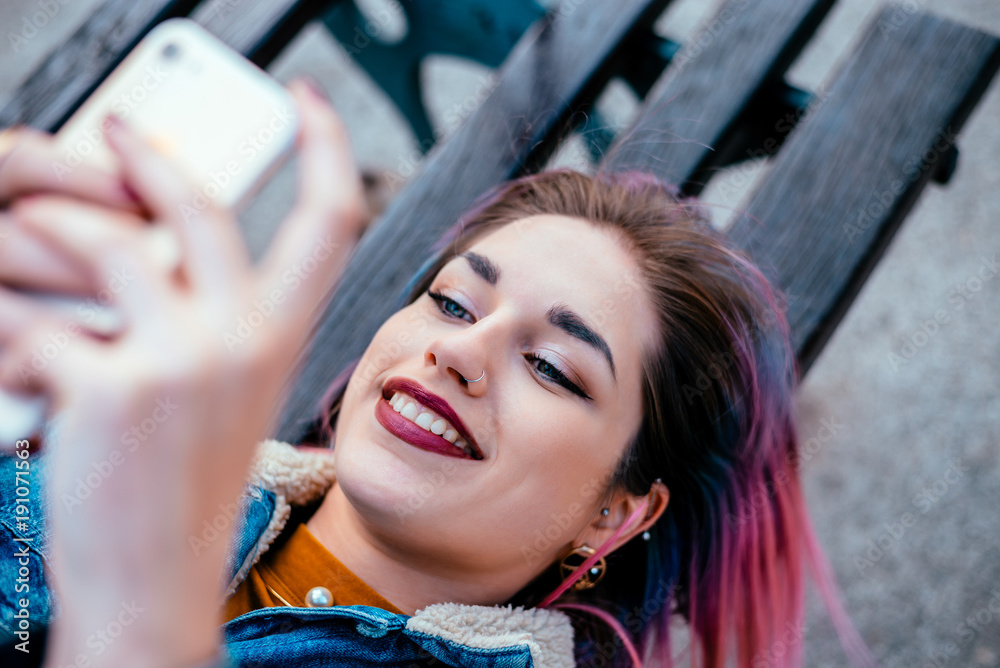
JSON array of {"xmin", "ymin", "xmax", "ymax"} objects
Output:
[
  {"xmin": 427, "ymin": 288, "xmax": 591, "ymax": 401},
  {"xmin": 526, "ymin": 353, "xmax": 590, "ymax": 400},
  {"xmin": 428, "ymin": 289, "xmax": 471, "ymax": 322}
]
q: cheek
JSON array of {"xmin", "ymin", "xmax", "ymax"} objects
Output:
[
  {"xmin": 498, "ymin": 394, "xmax": 622, "ymax": 483},
  {"xmin": 350, "ymin": 307, "xmax": 432, "ymax": 388},
  {"xmin": 481, "ymin": 399, "xmax": 621, "ymax": 526}
]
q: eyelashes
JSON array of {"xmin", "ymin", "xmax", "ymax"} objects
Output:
[
  {"xmin": 427, "ymin": 289, "xmax": 470, "ymax": 321},
  {"xmin": 426, "ymin": 289, "xmax": 591, "ymax": 399}
]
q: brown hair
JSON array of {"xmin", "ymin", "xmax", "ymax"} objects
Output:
[{"xmin": 316, "ymin": 169, "xmax": 873, "ymax": 667}]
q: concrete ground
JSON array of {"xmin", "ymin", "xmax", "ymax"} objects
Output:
[{"xmin": 2, "ymin": 0, "xmax": 998, "ymax": 666}]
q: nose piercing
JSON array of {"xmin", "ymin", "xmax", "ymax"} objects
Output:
[{"xmin": 462, "ymin": 370, "xmax": 486, "ymax": 383}]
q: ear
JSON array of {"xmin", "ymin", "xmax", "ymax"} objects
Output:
[{"xmin": 572, "ymin": 480, "xmax": 669, "ymax": 554}]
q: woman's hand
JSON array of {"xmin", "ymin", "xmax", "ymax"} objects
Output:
[
  {"xmin": 0, "ymin": 124, "xmax": 143, "ymax": 293},
  {"xmin": 0, "ymin": 78, "xmax": 363, "ymax": 667},
  {"xmin": 0, "ymin": 125, "xmax": 148, "ymax": 344}
]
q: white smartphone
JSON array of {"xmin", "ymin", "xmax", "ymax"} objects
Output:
[
  {"xmin": 53, "ymin": 17, "xmax": 299, "ymax": 210},
  {"xmin": 1, "ymin": 18, "xmax": 300, "ymax": 447}
]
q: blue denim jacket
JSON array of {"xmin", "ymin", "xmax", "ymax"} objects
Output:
[{"xmin": 0, "ymin": 420, "xmax": 575, "ymax": 667}]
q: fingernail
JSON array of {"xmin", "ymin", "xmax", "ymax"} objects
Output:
[
  {"xmin": 298, "ymin": 76, "xmax": 328, "ymax": 101},
  {"xmin": 104, "ymin": 113, "xmax": 124, "ymax": 134},
  {"xmin": 119, "ymin": 180, "xmax": 141, "ymax": 203}
]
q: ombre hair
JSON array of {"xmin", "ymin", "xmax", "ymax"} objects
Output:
[{"xmin": 312, "ymin": 169, "xmax": 874, "ymax": 668}]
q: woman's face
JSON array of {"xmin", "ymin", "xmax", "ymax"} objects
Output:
[{"xmin": 332, "ymin": 214, "xmax": 659, "ymax": 587}]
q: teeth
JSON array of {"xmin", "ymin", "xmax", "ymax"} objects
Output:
[{"xmin": 388, "ymin": 391, "xmax": 474, "ymax": 455}]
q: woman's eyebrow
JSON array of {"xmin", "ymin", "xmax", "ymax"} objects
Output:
[
  {"xmin": 460, "ymin": 251, "xmax": 500, "ymax": 286},
  {"xmin": 547, "ymin": 304, "xmax": 617, "ymax": 383},
  {"xmin": 459, "ymin": 251, "xmax": 616, "ymax": 383}
]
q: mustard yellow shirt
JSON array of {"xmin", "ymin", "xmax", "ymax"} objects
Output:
[{"xmin": 224, "ymin": 522, "xmax": 403, "ymax": 622}]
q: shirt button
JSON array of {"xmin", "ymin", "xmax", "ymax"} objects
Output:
[{"xmin": 304, "ymin": 586, "xmax": 334, "ymax": 607}]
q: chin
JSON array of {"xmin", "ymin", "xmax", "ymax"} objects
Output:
[{"xmin": 332, "ymin": 428, "xmax": 441, "ymax": 524}]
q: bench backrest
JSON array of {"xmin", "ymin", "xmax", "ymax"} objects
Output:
[{"xmin": 2, "ymin": 0, "xmax": 997, "ymax": 443}]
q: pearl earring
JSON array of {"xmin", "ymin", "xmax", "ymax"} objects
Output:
[{"xmin": 642, "ymin": 531, "xmax": 651, "ymax": 541}]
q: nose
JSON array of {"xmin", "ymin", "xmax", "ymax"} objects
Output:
[{"xmin": 424, "ymin": 321, "xmax": 495, "ymax": 396}]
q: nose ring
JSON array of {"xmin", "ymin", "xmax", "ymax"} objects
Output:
[{"xmin": 463, "ymin": 370, "xmax": 486, "ymax": 383}]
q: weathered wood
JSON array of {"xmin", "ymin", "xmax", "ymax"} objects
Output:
[
  {"xmin": 275, "ymin": 0, "xmax": 674, "ymax": 441},
  {"xmin": 728, "ymin": 7, "xmax": 1000, "ymax": 372},
  {"xmin": 192, "ymin": 0, "xmax": 330, "ymax": 68},
  {"xmin": 604, "ymin": 0, "xmax": 835, "ymax": 195},
  {"xmin": 0, "ymin": 0, "xmax": 330, "ymax": 132},
  {"xmin": 0, "ymin": 0, "xmax": 202, "ymax": 131}
]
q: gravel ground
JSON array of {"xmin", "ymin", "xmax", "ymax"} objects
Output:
[{"xmin": 1, "ymin": 0, "xmax": 998, "ymax": 665}]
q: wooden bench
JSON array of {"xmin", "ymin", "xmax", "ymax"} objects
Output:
[{"xmin": 2, "ymin": 0, "xmax": 997, "ymax": 448}]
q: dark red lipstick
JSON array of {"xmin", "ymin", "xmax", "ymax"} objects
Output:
[{"xmin": 376, "ymin": 377, "xmax": 483, "ymax": 460}]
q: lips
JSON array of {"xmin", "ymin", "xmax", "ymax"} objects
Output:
[{"xmin": 377, "ymin": 377, "xmax": 484, "ymax": 460}]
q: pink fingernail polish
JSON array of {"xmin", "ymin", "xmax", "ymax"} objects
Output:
[
  {"xmin": 299, "ymin": 76, "xmax": 328, "ymax": 101},
  {"xmin": 104, "ymin": 113, "xmax": 124, "ymax": 133},
  {"xmin": 119, "ymin": 180, "xmax": 141, "ymax": 203}
]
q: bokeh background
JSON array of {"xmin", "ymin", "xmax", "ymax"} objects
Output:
[{"xmin": 1, "ymin": 0, "xmax": 998, "ymax": 665}]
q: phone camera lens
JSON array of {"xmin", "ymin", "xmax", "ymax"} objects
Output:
[{"xmin": 162, "ymin": 43, "xmax": 180, "ymax": 60}]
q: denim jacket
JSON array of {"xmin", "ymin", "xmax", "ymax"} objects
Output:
[{"xmin": 0, "ymin": 420, "xmax": 576, "ymax": 667}]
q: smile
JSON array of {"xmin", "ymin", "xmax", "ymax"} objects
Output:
[{"xmin": 375, "ymin": 383, "xmax": 483, "ymax": 460}]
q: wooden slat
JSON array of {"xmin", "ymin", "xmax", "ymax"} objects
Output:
[
  {"xmin": 275, "ymin": 0, "xmax": 674, "ymax": 441},
  {"xmin": 604, "ymin": 0, "xmax": 835, "ymax": 194},
  {"xmin": 728, "ymin": 8, "xmax": 1000, "ymax": 372},
  {"xmin": 0, "ymin": 0, "xmax": 327, "ymax": 132},
  {"xmin": 0, "ymin": 0, "xmax": 201, "ymax": 131},
  {"xmin": 191, "ymin": 0, "xmax": 328, "ymax": 67}
]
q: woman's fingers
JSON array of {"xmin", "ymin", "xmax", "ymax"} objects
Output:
[
  {"xmin": 10, "ymin": 195, "xmax": 176, "ymax": 324},
  {"xmin": 258, "ymin": 80, "xmax": 365, "ymax": 334},
  {"xmin": 0, "ymin": 311, "xmax": 99, "ymax": 399},
  {"xmin": 285, "ymin": 80, "xmax": 366, "ymax": 233},
  {"xmin": 0, "ymin": 211, "xmax": 92, "ymax": 295},
  {"xmin": 0, "ymin": 126, "xmax": 141, "ymax": 212},
  {"xmin": 102, "ymin": 116, "xmax": 250, "ymax": 298},
  {"xmin": 0, "ymin": 284, "xmax": 58, "ymax": 345}
]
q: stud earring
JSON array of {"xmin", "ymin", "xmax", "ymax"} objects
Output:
[
  {"xmin": 642, "ymin": 531, "xmax": 651, "ymax": 541},
  {"xmin": 559, "ymin": 545, "xmax": 607, "ymax": 590},
  {"xmin": 600, "ymin": 508, "xmax": 609, "ymax": 516}
]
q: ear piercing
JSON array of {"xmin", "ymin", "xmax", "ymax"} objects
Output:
[{"xmin": 601, "ymin": 508, "xmax": 651, "ymax": 540}]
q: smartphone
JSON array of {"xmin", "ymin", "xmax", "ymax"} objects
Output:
[
  {"xmin": 53, "ymin": 17, "xmax": 299, "ymax": 210},
  {"xmin": 1, "ymin": 19, "xmax": 300, "ymax": 447}
]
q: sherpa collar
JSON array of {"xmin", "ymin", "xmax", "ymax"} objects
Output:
[{"xmin": 227, "ymin": 439, "xmax": 576, "ymax": 668}]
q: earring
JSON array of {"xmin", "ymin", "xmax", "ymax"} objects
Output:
[
  {"xmin": 600, "ymin": 508, "xmax": 609, "ymax": 516},
  {"xmin": 559, "ymin": 545, "xmax": 607, "ymax": 590},
  {"xmin": 642, "ymin": 531, "xmax": 651, "ymax": 541}
]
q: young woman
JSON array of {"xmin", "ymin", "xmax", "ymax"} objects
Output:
[{"xmin": 0, "ymin": 79, "xmax": 875, "ymax": 667}]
